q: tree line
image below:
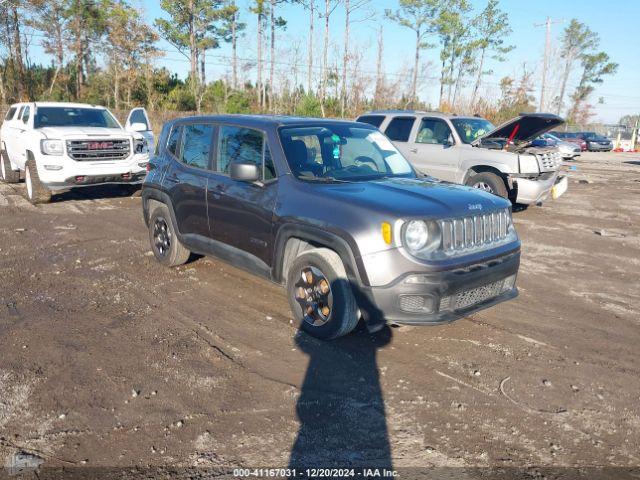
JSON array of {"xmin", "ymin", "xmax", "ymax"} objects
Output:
[{"xmin": 0, "ymin": 0, "xmax": 618, "ymax": 124}]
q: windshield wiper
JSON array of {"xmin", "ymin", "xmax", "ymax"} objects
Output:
[{"xmin": 297, "ymin": 175, "xmax": 351, "ymax": 183}]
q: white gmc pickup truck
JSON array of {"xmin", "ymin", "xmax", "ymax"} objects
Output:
[{"xmin": 0, "ymin": 102, "xmax": 154, "ymax": 203}]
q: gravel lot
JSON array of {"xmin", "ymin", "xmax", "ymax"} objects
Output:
[{"xmin": 1, "ymin": 152, "xmax": 639, "ymax": 479}]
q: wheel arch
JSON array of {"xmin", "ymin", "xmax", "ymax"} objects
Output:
[
  {"xmin": 141, "ymin": 187, "xmax": 176, "ymax": 229},
  {"xmin": 463, "ymin": 164, "xmax": 508, "ymax": 184},
  {"xmin": 272, "ymin": 224, "xmax": 369, "ymax": 287}
]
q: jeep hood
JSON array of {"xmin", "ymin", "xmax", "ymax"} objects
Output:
[
  {"xmin": 316, "ymin": 177, "xmax": 510, "ymax": 218},
  {"xmin": 38, "ymin": 126, "xmax": 139, "ymax": 139},
  {"xmin": 473, "ymin": 113, "xmax": 565, "ymax": 146}
]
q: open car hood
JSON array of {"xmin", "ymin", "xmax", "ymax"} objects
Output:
[{"xmin": 473, "ymin": 113, "xmax": 565, "ymax": 146}]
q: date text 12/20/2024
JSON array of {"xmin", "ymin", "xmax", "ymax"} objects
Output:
[{"xmin": 233, "ymin": 468, "xmax": 399, "ymax": 477}]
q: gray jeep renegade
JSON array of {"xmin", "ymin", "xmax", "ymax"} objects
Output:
[{"xmin": 142, "ymin": 115, "xmax": 520, "ymax": 339}]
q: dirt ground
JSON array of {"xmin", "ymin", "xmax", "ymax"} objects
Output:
[{"xmin": 1, "ymin": 152, "xmax": 639, "ymax": 479}]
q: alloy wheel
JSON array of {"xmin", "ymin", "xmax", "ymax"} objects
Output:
[
  {"xmin": 294, "ymin": 266, "xmax": 333, "ymax": 326},
  {"xmin": 153, "ymin": 216, "xmax": 171, "ymax": 257}
]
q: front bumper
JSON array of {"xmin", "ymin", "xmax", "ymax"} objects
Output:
[
  {"xmin": 514, "ymin": 171, "xmax": 563, "ymax": 205},
  {"xmin": 36, "ymin": 152, "xmax": 149, "ymax": 190},
  {"xmin": 45, "ymin": 171, "xmax": 147, "ymax": 190},
  {"xmin": 360, "ymin": 249, "xmax": 520, "ymax": 325},
  {"xmin": 587, "ymin": 143, "xmax": 612, "ymax": 151}
]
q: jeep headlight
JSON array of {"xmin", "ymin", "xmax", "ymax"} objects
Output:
[
  {"xmin": 134, "ymin": 137, "xmax": 148, "ymax": 154},
  {"xmin": 41, "ymin": 139, "xmax": 63, "ymax": 156},
  {"xmin": 519, "ymin": 155, "xmax": 539, "ymax": 174},
  {"xmin": 402, "ymin": 220, "xmax": 441, "ymax": 256}
]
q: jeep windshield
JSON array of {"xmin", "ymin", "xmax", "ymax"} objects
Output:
[
  {"xmin": 450, "ymin": 118, "xmax": 495, "ymax": 144},
  {"xmin": 34, "ymin": 107, "xmax": 120, "ymax": 129},
  {"xmin": 279, "ymin": 125, "xmax": 415, "ymax": 182}
]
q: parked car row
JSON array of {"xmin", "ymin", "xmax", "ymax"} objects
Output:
[
  {"xmin": 553, "ymin": 131, "xmax": 613, "ymax": 152},
  {"xmin": 531, "ymin": 133, "xmax": 582, "ymax": 159},
  {"xmin": 2, "ymin": 102, "xmax": 586, "ymax": 340}
]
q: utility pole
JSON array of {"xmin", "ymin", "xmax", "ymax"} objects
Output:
[{"xmin": 535, "ymin": 17, "xmax": 562, "ymax": 112}]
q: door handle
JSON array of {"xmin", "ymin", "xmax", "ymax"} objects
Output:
[
  {"xmin": 165, "ymin": 173, "xmax": 179, "ymax": 183},
  {"xmin": 409, "ymin": 148, "xmax": 418, "ymax": 154}
]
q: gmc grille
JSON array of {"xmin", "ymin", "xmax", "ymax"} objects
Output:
[
  {"xmin": 536, "ymin": 151, "xmax": 562, "ymax": 172},
  {"xmin": 439, "ymin": 209, "xmax": 511, "ymax": 253},
  {"xmin": 66, "ymin": 139, "xmax": 130, "ymax": 161}
]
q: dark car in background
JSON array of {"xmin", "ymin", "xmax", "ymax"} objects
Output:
[
  {"xmin": 141, "ymin": 115, "xmax": 520, "ymax": 340},
  {"xmin": 553, "ymin": 131, "xmax": 587, "ymax": 151},
  {"xmin": 576, "ymin": 132, "xmax": 613, "ymax": 152}
]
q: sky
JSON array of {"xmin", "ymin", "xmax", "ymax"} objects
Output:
[{"xmin": 26, "ymin": 0, "xmax": 640, "ymax": 123}]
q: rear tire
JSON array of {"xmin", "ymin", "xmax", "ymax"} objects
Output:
[
  {"xmin": 286, "ymin": 248, "xmax": 359, "ymax": 340},
  {"xmin": 465, "ymin": 171, "xmax": 509, "ymax": 199},
  {"xmin": 1, "ymin": 149, "xmax": 20, "ymax": 183},
  {"xmin": 148, "ymin": 204, "xmax": 191, "ymax": 267},
  {"xmin": 25, "ymin": 160, "xmax": 52, "ymax": 204}
]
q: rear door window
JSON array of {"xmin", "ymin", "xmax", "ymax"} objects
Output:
[
  {"xmin": 21, "ymin": 106, "xmax": 30, "ymax": 124},
  {"xmin": 384, "ymin": 117, "xmax": 415, "ymax": 142},
  {"xmin": 357, "ymin": 115, "xmax": 385, "ymax": 128},
  {"xmin": 180, "ymin": 123, "xmax": 214, "ymax": 169}
]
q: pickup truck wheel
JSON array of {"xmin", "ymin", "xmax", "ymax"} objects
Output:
[
  {"xmin": 148, "ymin": 205, "xmax": 191, "ymax": 267},
  {"xmin": 1, "ymin": 150, "xmax": 20, "ymax": 183},
  {"xmin": 465, "ymin": 172, "xmax": 508, "ymax": 199},
  {"xmin": 25, "ymin": 160, "xmax": 52, "ymax": 204},
  {"xmin": 286, "ymin": 248, "xmax": 359, "ymax": 340}
]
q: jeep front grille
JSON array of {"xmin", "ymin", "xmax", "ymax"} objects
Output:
[
  {"xmin": 66, "ymin": 139, "xmax": 130, "ymax": 161},
  {"xmin": 439, "ymin": 208, "xmax": 511, "ymax": 253},
  {"xmin": 536, "ymin": 151, "xmax": 562, "ymax": 172}
]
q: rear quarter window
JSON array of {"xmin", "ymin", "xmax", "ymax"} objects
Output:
[
  {"xmin": 384, "ymin": 117, "xmax": 415, "ymax": 142},
  {"xmin": 166, "ymin": 125, "xmax": 182, "ymax": 158}
]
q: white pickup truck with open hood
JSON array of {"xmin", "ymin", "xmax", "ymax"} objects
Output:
[{"xmin": 0, "ymin": 102, "xmax": 153, "ymax": 204}]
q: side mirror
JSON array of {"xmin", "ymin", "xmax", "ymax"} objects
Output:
[
  {"xmin": 443, "ymin": 135, "xmax": 454, "ymax": 147},
  {"xmin": 230, "ymin": 162, "xmax": 261, "ymax": 183},
  {"xmin": 130, "ymin": 122, "xmax": 148, "ymax": 132}
]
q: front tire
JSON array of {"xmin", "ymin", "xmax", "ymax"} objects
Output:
[
  {"xmin": 465, "ymin": 171, "xmax": 509, "ymax": 199},
  {"xmin": 25, "ymin": 160, "xmax": 52, "ymax": 204},
  {"xmin": 148, "ymin": 204, "xmax": 191, "ymax": 267},
  {"xmin": 286, "ymin": 248, "xmax": 359, "ymax": 340},
  {"xmin": 1, "ymin": 150, "xmax": 20, "ymax": 183}
]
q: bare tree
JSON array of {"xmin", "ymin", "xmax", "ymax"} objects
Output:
[
  {"xmin": 319, "ymin": 0, "xmax": 340, "ymax": 116},
  {"xmin": 340, "ymin": 0, "xmax": 371, "ymax": 117},
  {"xmin": 469, "ymin": 0, "xmax": 513, "ymax": 107},
  {"xmin": 268, "ymin": 0, "xmax": 286, "ymax": 112},
  {"xmin": 373, "ymin": 25, "xmax": 384, "ymax": 109},
  {"xmin": 385, "ymin": 0, "xmax": 440, "ymax": 106}
]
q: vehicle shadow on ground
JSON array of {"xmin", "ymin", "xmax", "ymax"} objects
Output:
[
  {"xmin": 288, "ymin": 324, "xmax": 393, "ymax": 472},
  {"xmin": 51, "ymin": 184, "xmax": 140, "ymax": 203},
  {"xmin": 623, "ymin": 161, "xmax": 640, "ymax": 166}
]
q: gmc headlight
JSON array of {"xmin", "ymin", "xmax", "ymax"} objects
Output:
[
  {"xmin": 402, "ymin": 220, "xmax": 441, "ymax": 256},
  {"xmin": 41, "ymin": 139, "xmax": 63, "ymax": 156},
  {"xmin": 519, "ymin": 155, "xmax": 539, "ymax": 174},
  {"xmin": 134, "ymin": 138, "xmax": 148, "ymax": 154}
]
